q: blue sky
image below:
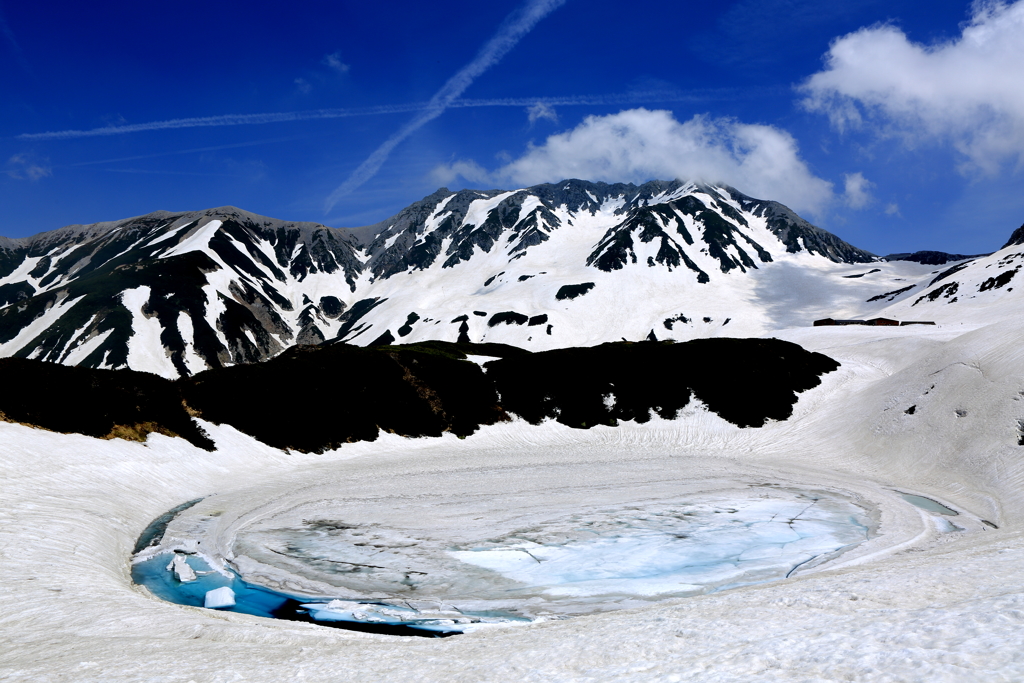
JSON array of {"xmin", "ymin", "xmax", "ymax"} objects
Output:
[{"xmin": 2, "ymin": 0, "xmax": 1023, "ymax": 255}]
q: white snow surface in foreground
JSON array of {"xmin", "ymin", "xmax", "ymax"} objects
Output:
[{"xmin": 4, "ymin": 320, "xmax": 1024, "ymax": 680}]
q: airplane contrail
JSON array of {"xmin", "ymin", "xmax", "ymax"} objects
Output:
[
  {"xmin": 17, "ymin": 90, "xmax": 738, "ymax": 142},
  {"xmin": 17, "ymin": 105, "xmax": 427, "ymax": 141},
  {"xmin": 322, "ymin": 0, "xmax": 568, "ymax": 212}
]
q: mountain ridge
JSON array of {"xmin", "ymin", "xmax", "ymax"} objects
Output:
[{"xmin": 0, "ymin": 178, "xmax": 1007, "ymax": 379}]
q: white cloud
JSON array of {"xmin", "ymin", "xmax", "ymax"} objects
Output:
[
  {"xmin": 527, "ymin": 102, "xmax": 558, "ymax": 124},
  {"xmin": 432, "ymin": 108, "xmax": 835, "ymax": 216},
  {"xmin": 322, "ymin": 52, "xmax": 350, "ymax": 74},
  {"xmin": 801, "ymin": 0, "xmax": 1024, "ymax": 174},
  {"xmin": 843, "ymin": 172, "xmax": 874, "ymax": 208},
  {"xmin": 431, "ymin": 159, "xmax": 491, "ymax": 186},
  {"xmin": 294, "ymin": 78, "xmax": 312, "ymax": 94},
  {"xmin": 884, "ymin": 202, "xmax": 902, "ymax": 216},
  {"xmin": 6, "ymin": 154, "xmax": 51, "ymax": 181}
]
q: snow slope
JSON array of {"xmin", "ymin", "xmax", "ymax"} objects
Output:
[{"xmin": 4, "ymin": 313, "xmax": 1024, "ymax": 680}]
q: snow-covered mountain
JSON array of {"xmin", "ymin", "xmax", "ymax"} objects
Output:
[
  {"xmin": 867, "ymin": 228, "xmax": 1024, "ymax": 323},
  {"xmin": 0, "ymin": 178, "xmax": 1005, "ymax": 379},
  {"xmin": 8, "ymin": 183, "xmax": 1024, "ymax": 679}
]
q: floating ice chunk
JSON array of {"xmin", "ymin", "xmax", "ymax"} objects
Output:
[
  {"xmin": 296, "ymin": 600, "xmax": 496, "ymax": 632},
  {"xmin": 300, "ymin": 600, "xmax": 405, "ymax": 624},
  {"xmin": 204, "ymin": 586, "xmax": 236, "ymax": 609},
  {"xmin": 168, "ymin": 554, "xmax": 196, "ymax": 583}
]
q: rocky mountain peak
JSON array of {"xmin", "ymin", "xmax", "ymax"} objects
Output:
[{"xmin": 0, "ymin": 179, "xmax": 905, "ymax": 378}]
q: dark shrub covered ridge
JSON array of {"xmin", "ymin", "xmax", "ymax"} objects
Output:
[
  {"xmin": 0, "ymin": 338, "xmax": 839, "ymax": 453},
  {"xmin": 0, "ymin": 358, "xmax": 215, "ymax": 449}
]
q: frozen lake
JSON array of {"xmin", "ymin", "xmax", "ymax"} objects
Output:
[{"xmin": 135, "ymin": 488, "xmax": 872, "ymax": 633}]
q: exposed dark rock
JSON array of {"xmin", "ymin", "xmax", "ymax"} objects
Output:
[
  {"xmin": 866, "ymin": 285, "xmax": 916, "ymax": 302},
  {"xmin": 528, "ymin": 314, "xmax": 548, "ymax": 326},
  {"xmin": 296, "ymin": 323, "xmax": 326, "ymax": 345},
  {"xmin": 980, "ymin": 267, "xmax": 1019, "ymax": 292},
  {"xmin": 1001, "ymin": 223, "xmax": 1024, "ymax": 249},
  {"xmin": 0, "ymin": 281, "xmax": 34, "ymax": 307},
  {"xmin": 0, "ymin": 250, "xmax": 229, "ymax": 377},
  {"xmin": 884, "ymin": 251, "xmax": 989, "ymax": 265},
  {"xmin": 369, "ymin": 330, "xmax": 396, "ymax": 346},
  {"xmin": 843, "ymin": 269, "xmax": 881, "ymax": 278},
  {"xmin": 488, "ymin": 311, "xmax": 529, "ymax": 327},
  {"xmin": 0, "ymin": 207, "xmax": 367, "ymax": 376},
  {"xmin": 584, "ymin": 199, "xmax": 712, "ymax": 280},
  {"xmin": 663, "ymin": 314, "xmax": 690, "ymax": 330},
  {"xmin": 730, "ymin": 187, "xmax": 876, "ymax": 263},
  {"xmin": 930, "ymin": 262, "xmax": 972, "ymax": 286},
  {"xmin": 555, "ymin": 283, "xmax": 595, "ymax": 301},
  {"xmin": 913, "ymin": 282, "xmax": 960, "ymax": 305},
  {"xmin": 319, "ymin": 296, "xmax": 345, "ymax": 318},
  {"xmin": 398, "ymin": 312, "xmax": 420, "ymax": 337},
  {"xmin": 328, "ymin": 297, "xmax": 388, "ymax": 342},
  {"xmin": 0, "ymin": 242, "xmax": 27, "ymax": 279},
  {"xmin": 404, "ymin": 340, "xmax": 530, "ymax": 359}
]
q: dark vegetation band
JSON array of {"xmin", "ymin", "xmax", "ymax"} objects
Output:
[{"xmin": 0, "ymin": 338, "xmax": 839, "ymax": 453}]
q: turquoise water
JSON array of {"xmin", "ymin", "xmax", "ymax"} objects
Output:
[
  {"xmin": 898, "ymin": 493, "xmax": 959, "ymax": 516},
  {"xmin": 132, "ymin": 553, "xmax": 493, "ymax": 636},
  {"xmin": 132, "ymin": 554, "xmax": 293, "ymax": 619}
]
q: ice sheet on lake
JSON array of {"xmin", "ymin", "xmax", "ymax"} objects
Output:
[
  {"xmin": 448, "ymin": 497, "xmax": 868, "ymax": 599},
  {"xmin": 232, "ymin": 490, "xmax": 870, "ymax": 620}
]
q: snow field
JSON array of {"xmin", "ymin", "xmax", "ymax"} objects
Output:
[
  {"xmin": 5, "ymin": 189, "xmax": 1024, "ymax": 678},
  {"xmin": 5, "ymin": 316, "xmax": 1024, "ymax": 680}
]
